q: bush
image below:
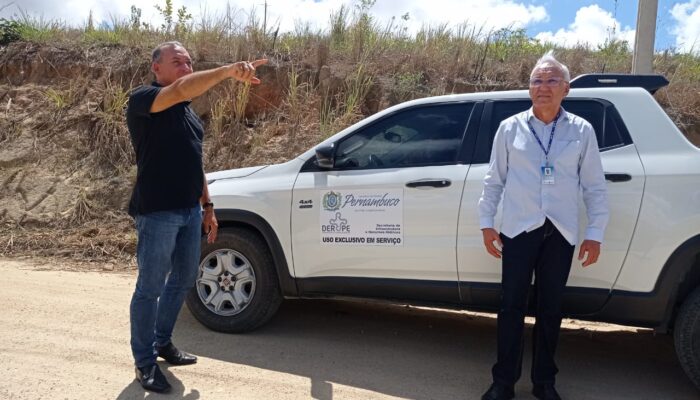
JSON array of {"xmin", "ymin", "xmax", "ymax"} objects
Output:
[{"xmin": 0, "ymin": 18, "xmax": 22, "ymax": 45}]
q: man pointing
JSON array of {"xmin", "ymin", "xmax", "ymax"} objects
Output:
[{"xmin": 126, "ymin": 41, "xmax": 266, "ymax": 393}]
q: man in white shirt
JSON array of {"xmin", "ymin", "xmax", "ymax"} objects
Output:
[{"xmin": 478, "ymin": 52, "xmax": 609, "ymax": 400}]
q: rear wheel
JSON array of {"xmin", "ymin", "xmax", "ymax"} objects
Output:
[
  {"xmin": 185, "ymin": 227, "xmax": 282, "ymax": 333},
  {"xmin": 674, "ymin": 286, "xmax": 700, "ymax": 389}
]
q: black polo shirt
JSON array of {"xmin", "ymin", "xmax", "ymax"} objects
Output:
[{"xmin": 126, "ymin": 82, "xmax": 204, "ymax": 216}]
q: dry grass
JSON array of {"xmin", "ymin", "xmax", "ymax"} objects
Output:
[
  {"xmin": 85, "ymin": 77, "xmax": 134, "ymax": 171},
  {"xmin": 203, "ymin": 79, "xmax": 254, "ymax": 169},
  {"xmin": 0, "ymin": 216, "xmax": 136, "ymax": 266},
  {"xmin": 65, "ymin": 188, "xmax": 94, "ymax": 226}
]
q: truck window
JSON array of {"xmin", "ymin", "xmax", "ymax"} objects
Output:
[{"xmin": 473, "ymin": 99, "xmax": 633, "ymax": 164}]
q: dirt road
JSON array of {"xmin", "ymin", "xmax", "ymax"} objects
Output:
[{"xmin": 0, "ymin": 258, "xmax": 697, "ymax": 399}]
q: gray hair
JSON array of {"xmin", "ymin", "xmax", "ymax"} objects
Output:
[
  {"xmin": 531, "ymin": 50, "xmax": 571, "ymax": 82},
  {"xmin": 152, "ymin": 41, "xmax": 184, "ymax": 63}
]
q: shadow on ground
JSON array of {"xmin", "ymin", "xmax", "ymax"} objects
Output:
[{"xmin": 172, "ymin": 299, "xmax": 696, "ymax": 400}]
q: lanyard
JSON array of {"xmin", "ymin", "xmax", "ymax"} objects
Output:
[{"xmin": 526, "ymin": 109, "xmax": 561, "ymax": 163}]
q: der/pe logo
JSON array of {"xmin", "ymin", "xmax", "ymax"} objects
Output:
[{"xmin": 322, "ymin": 191, "xmax": 341, "ymax": 211}]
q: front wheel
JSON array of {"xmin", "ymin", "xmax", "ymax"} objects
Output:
[
  {"xmin": 185, "ymin": 227, "xmax": 282, "ymax": 333},
  {"xmin": 674, "ymin": 286, "xmax": 700, "ymax": 389}
]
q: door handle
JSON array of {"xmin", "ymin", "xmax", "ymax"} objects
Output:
[
  {"xmin": 406, "ymin": 179, "xmax": 452, "ymax": 188},
  {"xmin": 604, "ymin": 173, "xmax": 632, "ymax": 182}
]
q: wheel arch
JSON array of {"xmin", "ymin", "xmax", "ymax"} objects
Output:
[
  {"xmin": 597, "ymin": 234, "xmax": 700, "ymax": 331},
  {"xmin": 214, "ymin": 209, "xmax": 298, "ymax": 297},
  {"xmin": 666, "ymin": 234, "xmax": 700, "ymax": 331}
]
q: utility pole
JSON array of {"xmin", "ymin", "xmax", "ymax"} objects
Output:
[
  {"xmin": 632, "ymin": 0, "xmax": 658, "ymax": 74},
  {"xmin": 263, "ymin": 0, "xmax": 268, "ymax": 34}
]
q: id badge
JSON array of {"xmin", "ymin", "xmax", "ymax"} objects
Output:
[{"xmin": 541, "ymin": 165, "xmax": 555, "ymax": 185}]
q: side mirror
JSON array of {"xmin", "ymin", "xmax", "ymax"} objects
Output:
[{"xmin": 315, "ymin": 143, "xmax": 336, "ymax": 170}]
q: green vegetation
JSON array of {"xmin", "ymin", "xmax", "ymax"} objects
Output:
[{"xmin": 1, "ymin": 0, "xmax": 696, "ymax": 85}]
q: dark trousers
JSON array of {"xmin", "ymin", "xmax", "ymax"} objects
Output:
[{"xmin": 492, "ymin": 219, "xmax": 575, "ymax": 387}]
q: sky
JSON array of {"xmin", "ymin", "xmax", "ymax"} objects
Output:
[{"xmin": 1, "ymin": 0, "xmax": 699, "ymax": 53}]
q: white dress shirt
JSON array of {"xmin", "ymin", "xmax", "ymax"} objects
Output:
[{"xmin": 478, "ymin": 107, "xmax": 609, "ymax": 245}]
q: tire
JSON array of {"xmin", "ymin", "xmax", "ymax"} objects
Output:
[
  {"xmin": 185, "ymin": 227, "xmax": 283, "ymax": 333},
  {"xmin": 674, "ymin": 286, "xmax": 700, "ymax": 389}
]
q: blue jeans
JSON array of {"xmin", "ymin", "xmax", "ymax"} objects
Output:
[{"xmin": 130, "ymin": 206, "xmax": 202, "ymax": 368}]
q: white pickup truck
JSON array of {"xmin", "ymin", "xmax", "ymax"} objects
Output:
[{"xmin": 185, "ymin": 74, "xmax": 700, "ymax": 388}]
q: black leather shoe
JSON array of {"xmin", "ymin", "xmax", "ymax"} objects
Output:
[
  {"xmin": 135, "ymin": 364, "xmax": 171, "ymax": 393},
  {"xmin": 157, "ymin": 342, "xmax": 197, "ymax": 365},
  {"xmin": 481, "ymin": 383, "xmax": 515, "ymax": 400},
  {"xmin": 533, "ymin": 384, "xmax": 562, "ymax": 400}
]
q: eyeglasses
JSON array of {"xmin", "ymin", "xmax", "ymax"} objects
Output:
[{"xmin": 529, "ymin": 78, "xmax": 565, "ymax": 87}]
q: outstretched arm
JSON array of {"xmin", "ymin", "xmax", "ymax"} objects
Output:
[{"xmin": 150, "ymin": 59, "xmax": 268, "ymax": 113}]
